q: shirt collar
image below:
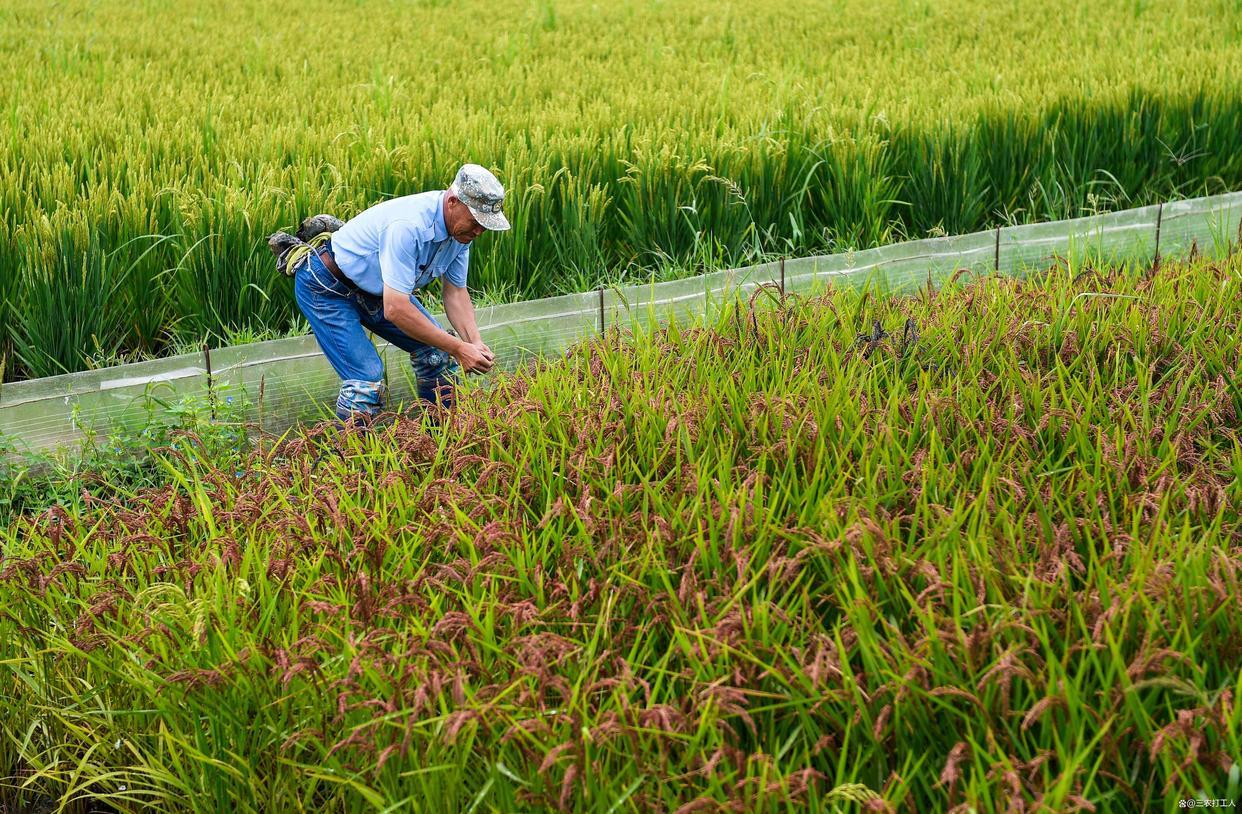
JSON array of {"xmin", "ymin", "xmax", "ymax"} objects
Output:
[{"xmin": 432, "ymin": 190, "xmax": 449, "ymax": 243}]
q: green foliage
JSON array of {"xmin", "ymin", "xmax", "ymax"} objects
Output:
[
  {"xmin": 0, "ymin": 383, "xmax": 253, "ymax": 523},
  {"xmin": 4, "ymin": 0, "xmax": 1242, "ymax": 379},
  {"xmin": 0, "ymin": 255, "xmax": 1238, "ymax": 811}
]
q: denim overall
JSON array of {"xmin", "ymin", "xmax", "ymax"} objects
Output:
[{"xmin": 292, "ymin": 240, "xmax": 458, "ymax": 421}]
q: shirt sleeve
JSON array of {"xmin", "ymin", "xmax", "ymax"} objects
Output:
[
  {"xmin": 444, "ymin": 244, "xmax": 469, "ymax": 289},
  {"xmin": 378, "ymin": 220, "xmax": 425, "ymax": 294}
]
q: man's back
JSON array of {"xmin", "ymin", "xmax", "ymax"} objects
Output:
[{"xmin": 331, "ymin": 190, "xmax": 468, "ymax": 295}]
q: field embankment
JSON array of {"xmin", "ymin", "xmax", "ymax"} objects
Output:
[
  {"xmin": 3, "ymin": 0, "xmax": 1242, "ymax": 379},
  {"xmin": 2, "ymin": 255, "xmax": 1238, "ymax": 811}
]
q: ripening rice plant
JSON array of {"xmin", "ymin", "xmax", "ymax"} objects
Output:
[
  {"xmin": 1, "ymin": 250, "xmax": 1238, "ymax": 812},
  {"xmin": 4, "ymin": 0, "xmax": 1242, "ymax": 378}
]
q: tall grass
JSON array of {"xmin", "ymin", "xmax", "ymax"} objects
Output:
[
  {"xmin": 3, "ymin": 0, "xmax": 1242, "ymax": 379},
  {"xmin": 1, "ymin": 253, "xmax": 1238, "ymax": 811}
]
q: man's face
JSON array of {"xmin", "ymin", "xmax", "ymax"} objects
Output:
[{"xmin": 445, "ymin": 194, "xmax": 486, "ymax": 244}]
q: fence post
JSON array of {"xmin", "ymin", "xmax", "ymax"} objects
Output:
[
  {"xmin": 597, "ymin": 287, "xmax": 605, "ymax": 335},
  {"xmin": 779, "ymin": 256, "xmax": 786, "ymax": 299},
  {"xmin": 257, "ymin": 373, "xmax": 266, "ymax": 437},
  {"xmin": 994, "ymin": 227, "xmax": 1001, "ymax": 272},
  {"xmin": 1153, "ymin": 202, "xmax": 1164, "ymax": 267},
  {"xmin": 203, "ymin": 342, "xmax": 215, "ymax": 421}
]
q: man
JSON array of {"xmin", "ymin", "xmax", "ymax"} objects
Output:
[{"xmin": 273, "ymin": 164, "xmax": 508, "ymax": 422}]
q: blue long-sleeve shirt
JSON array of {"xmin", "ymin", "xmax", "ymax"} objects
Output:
[{"xmin": 331, "ymin": 190, "xmax": 469, "ymax": 296}]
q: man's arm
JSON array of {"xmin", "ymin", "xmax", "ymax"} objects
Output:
[
  {"xmin": 382, "ymin": 284, "xmax": 494, "ymax": 375},
  {"xmin": 435, "ymin": 243, "xmax": 493, "ymax": 367},
  {"xmin": 382, "ymin": 285, "xmax": 494, "ymax": 373},
  {"xmin": 377, "ymin": 222, "xmax": 492, "ymax": 373},
  {"xmin": 442, "ymin": 279, "xmax": 483, "ymax": 346}
]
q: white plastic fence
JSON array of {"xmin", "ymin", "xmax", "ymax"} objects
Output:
[{"xmin": 2, "ymin": 192, "xmax": 1239, "ymax": 456}]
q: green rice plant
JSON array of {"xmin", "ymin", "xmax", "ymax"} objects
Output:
[
  {"xmin": 0, "ymin": 253, "xmax": 1237, "ymax": 812},
  {"xmin": 8, "ymin": 224, "xmax": 137, "ymax": 378},
  {"xmin": 4, "ymin": 0, "xmax": 1242, "ymax": 379}
]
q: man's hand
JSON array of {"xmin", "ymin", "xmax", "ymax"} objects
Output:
[{"xmin": 453, "ymin": 341, "xmax": 495, "ymax": 374}]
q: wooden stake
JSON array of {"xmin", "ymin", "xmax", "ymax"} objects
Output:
[
  {"xmin": 257, "ymin": 373, "xmax": 266, "ymax": 440},
  {"xmin": 203, "ymin": 342, "xmax": 215, "ymax": 420},
  {"xmin": 1153, "ymin": 202, "xmax": 1164, "ymax": 267}
]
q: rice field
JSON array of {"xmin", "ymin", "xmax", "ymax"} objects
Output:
[
  {"xmin": 2, "ymin": 253, "xmax": 1238, "ymax": 812},
  {"xmin": 4, "ymin": 0, "xmax": 1242, "ymax": 380}
]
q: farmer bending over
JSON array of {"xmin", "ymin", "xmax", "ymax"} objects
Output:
[{"xmin": 270, "ymin": 164, "xmax": 508, "ymax": 422}]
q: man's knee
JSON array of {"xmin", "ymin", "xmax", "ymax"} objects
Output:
[
  {"xmin": 409, "ymin": 347, "xmax": 457, "ymax": 409},
  {"xmin": 409, "ymin": 346, "xmax": 457, "ymax": 381},
  {"xmin": 337, "ymin": 378, "xmax": 387, "ymax": 421}
]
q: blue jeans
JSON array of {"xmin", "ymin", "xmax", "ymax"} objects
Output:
[{"xmin": 292, "ymin": 243, "xmax": 459, "ymax": 420}]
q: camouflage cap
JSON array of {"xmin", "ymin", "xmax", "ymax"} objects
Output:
[{"xmin": 449, "ymin": 163, "xmax": 510, "ymax": 231}]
